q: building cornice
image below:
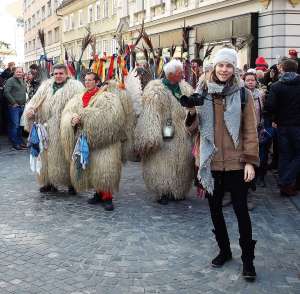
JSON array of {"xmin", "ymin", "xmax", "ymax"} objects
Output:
[{"xmin": 128, "ymin": 0, "xmax": 256, "ymax": 32}]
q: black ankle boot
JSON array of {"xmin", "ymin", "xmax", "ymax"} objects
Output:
[
  {"xmin": 103, "ymin": 199, "xmax": 114, "ymax": 211},
  {"xmin": 40, "ymin": 184, "xmax": 57, "ymax": 193},
  {"xmin": 88, "ymin": 193, "xmax": 102, "ymax": 205},
  {"xmin": 240, "ymin": 239, "xmax": 257, "ymax": 281},
  {"xmin": 211, "ymin": 251, "xmax": 232, "ymax": 267},
  {"xmin": 68, "ymin": 186, "xmax": 77, "ymax": 195},
  {"xmin": 211, "ymin": 229, "xmax": 232, "ymax": 267},
  {"xmin": 157, "ymin": 194, "xmax": 168, "ymax": 205}
]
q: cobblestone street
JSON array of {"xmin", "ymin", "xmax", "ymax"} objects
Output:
[{"xmin": 0, "ymin": 139, "xmax": 299, "ymax": 294}]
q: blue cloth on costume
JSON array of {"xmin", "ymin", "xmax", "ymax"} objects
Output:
[{"xmin": 28, "ymin": 123, "xmax": 40, "ymax": 157}]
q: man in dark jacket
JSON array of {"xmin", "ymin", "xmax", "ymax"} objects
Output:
[
  {"xmin": 289, "ymin": 49, "xmax": 300, "ymax": 75},
  {"xmin": 265, "ymin": 58, "xmax": 300, "ymax": 196},
  {"xmin": 0, "ymin": 62, "xmax": 15, "ymax": 134},
  {"xmin": 3, "ymin": 67, "xmax": 27, "ymax": 150}
]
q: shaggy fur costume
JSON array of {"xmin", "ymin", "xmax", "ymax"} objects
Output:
[
  {"xmin": 135, "ymin": 79, "xmax": 194, "ymax": 200},
  {"xmin": 60, "ymin": 82, "xmax": 135, "ymax": 192},
  {"xmin": 24, "ymin": 78, "xmax": 84, "ymax": 187}
]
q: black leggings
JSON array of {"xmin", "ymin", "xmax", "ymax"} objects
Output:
[{"xmin": 208, "ymin": 170, "xmax": 253, "ymax": 242}]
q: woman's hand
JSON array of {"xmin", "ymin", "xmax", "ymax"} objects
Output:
[
  {"xmin": 244, "ymin": 163, "xmax": 255, "ymax": 182},
  {"xmin": 71, "ymin": 113, "xmax": 81, "ymax": 127}
]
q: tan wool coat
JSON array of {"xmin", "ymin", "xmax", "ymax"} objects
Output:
[
  {"xmin": 60, "ymin": 82, "xmax": 135, "ymax": 193},
  {"xmin": 24, "ymin": 78, "xmax": 84, "ymax": 187},
  {"xmin": 135, "ymin": 79, "xmax": 194, "ymax": 200}
]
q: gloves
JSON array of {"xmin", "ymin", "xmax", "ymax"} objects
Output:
[{"xmin": 179, "ymin": 93, "xmax": 204, "ymax": 107}]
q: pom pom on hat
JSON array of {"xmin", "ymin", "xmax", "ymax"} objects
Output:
[
  {"xmin": 255, "ymin": 56, "xmax": 268, "ymax": 71},
  {"xmin": 247, "ymin": 68, "xmax": 256, "ymax": 74},
  {"xmin": 213, "ymin": 48, "xmax": 238, "ymax": 69}
]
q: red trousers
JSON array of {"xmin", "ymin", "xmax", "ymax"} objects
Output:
[{"xmin": 97, "ymin": 191, "xmax": 113, "ymax": 201}]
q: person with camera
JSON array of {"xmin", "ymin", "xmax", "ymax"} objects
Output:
[{"xmin": 181, "ymin": 48, "xmax": 259, "ymax": 280}]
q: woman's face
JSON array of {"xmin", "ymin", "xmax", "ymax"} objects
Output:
[
  {"xmin": 215, "ymin": 62, "xmax": 234, "ymax": 82},
  {"xmin": 244, "ymin": 75, "xmax": 257, "ymax": 90},
  {"xmin": 26, "ymin": 72, "xmax": 33, "ymax": 81}
]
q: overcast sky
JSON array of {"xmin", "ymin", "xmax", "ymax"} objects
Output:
[
  {"xmin": 0, "ymin": 0, "xmax": 24, "ymax": 64},
  {"xmin": 0, "ymin": 0, "xmax": 21, "ymax": 46}
]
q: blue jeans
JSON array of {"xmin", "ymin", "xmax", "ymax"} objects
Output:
[
  {"xmin": 7, "ymin": 105, "xmax": 24, "ymax": 146},
  {"xmin": 278, "ymin": 126, "xmax": 300, "ymax": 186}
]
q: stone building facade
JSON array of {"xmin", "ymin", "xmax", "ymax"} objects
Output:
[
  {"xmin": 23, "ymin": 0, "xmax": 63, "ymax": 68},
  {"xmin": 24, "ymin": 0, "xmax": 300, "ymax": 69}
]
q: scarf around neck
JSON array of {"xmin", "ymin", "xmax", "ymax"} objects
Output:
[
  {"xmin": 162, "ymin": 78, "xmax": 182, "ymax": 100},
  {"xmin": 82, "ymin": 87, "xmax": 99, "ymax": 108},
  {"xmin": 196, "ymin": 80, "xmax": 241, "ymax": 195}
]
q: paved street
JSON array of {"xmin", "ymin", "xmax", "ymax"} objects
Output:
[{"xmin": 0, "ymin": 138, "xmax": 299, "ymax": 294}]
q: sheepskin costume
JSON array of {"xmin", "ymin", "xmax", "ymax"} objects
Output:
[
  {"xmin": 60, "ymin": 81, "xmax": 135, "ymax": 193},
  {"xmin": 24, "ymin": 78, "xmax": 84, "ymax": 187},
  {"xmin": 135, "ymin": 79, "xmax": 194, "ymax": 200}
]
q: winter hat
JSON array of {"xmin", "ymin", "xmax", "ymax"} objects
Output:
[
  {"xmin": 289, "ymin": 49, "xmax": 298, "ymax": 57},
  {"xmin": 247, "ymin": 68, "xmax": 256, "ymax": 74},
  {"xmin": 255, "ymin": 56, "xmax": 268, "ymax": 72},
  {"xmin": 213, "ymin": 48, "xmax": 238, "ymax": 69}
]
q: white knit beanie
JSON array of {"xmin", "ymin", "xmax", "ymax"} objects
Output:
[{"xmin": 213, "ymin": 48, "xmax": 238, "ymax": 69}]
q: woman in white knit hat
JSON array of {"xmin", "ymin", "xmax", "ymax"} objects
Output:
[{"xmin": 182, "ymin": 47, "xmax": 259, "ymax": 280}]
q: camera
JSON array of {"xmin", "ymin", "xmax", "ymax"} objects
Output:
[{"xmin": 179, "ymin": 92, "xmax": 205, "ymax": 108}]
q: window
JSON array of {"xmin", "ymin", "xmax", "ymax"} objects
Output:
[
  {"xmin": 28, "ymin": 18, "xmax": 31, "ymax": 30},
  {"xmin": 24, "ymin": 21, "xmax": 27, "ymax": 32},
  {"xmin": 42, "ymin": 6, "xmax": 45, "ymax": 20},
  {"xmin": 103, "ymin": 0, "xmax": 109, "ymax": 18},
  {"xmin": 32, "ymin": 14, "xmax": 35, "ymax": 27},
  {"xmin": 121, "ymin": 0, "xmax": 128, "ymax": 17},
  {"xmin": 111, "ymin": 39, "xmax": 117, "ymax": 55},
  {"xmin": 32, "ymin": 38, "xmax": 35, "ymax": 50},
  {"xmin": 103, "ymin": 40, "xmax": 108, "ymax": 54},
  {"xmin": 173, "ymin": 0, "xmax": 188, "ymax": 10},
  {"xmin": 96, "ymin": 39, "xmax": 102, "ymax": 55},
  {"xmin": 64, "ymin": 16, "xmax": 69, "ymax": 31},
  {"xmin": 54, "ymin": 27, "xmax": 59, "ymax": 42},
  {"xmin": 112, "ymin": 0, "xmax": 117, "ymax": 15},
  {"xmin": 47, "ymin": 31, "xmax": 52, "ymax": 45},
  {"xmin": 88, "ymin": 5, "xmax": 93, "ymax": 23},
  {"xmin": 36, "ymin": 10, "xmax": 40, "ymax": 24},
  {"xmin": 47, "ymin": 1, "xmax": 52, "ymax": 17},
  {"xmin": 78, "ymin": 9, "xmax": 83, "ymax": 27},
  {"xmin": 29, "ymin": 41, "xmax": 31, "ymax": 51},
  {"xmin": 70, "ymin": 13, "xmax": 74, "ymax": 29},
  {"xmin": 136, "ymin": 0, "xmax": 144, "ymax": 12},
  {"xmin": 95, "ymin": 1, "xmax": 100, "ymax": 20}
]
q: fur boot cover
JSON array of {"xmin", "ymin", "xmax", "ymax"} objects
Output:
[
  {"xmin": 24, "ymin": 78, "xmax": 84, "ymax": 187},
  {"xmin": 135, "ymin": 79, "xmax": 194, "ymax": 200},
  {"xmin": 60, "ymin": 82, "xmax": 134, "ymax": 192}
]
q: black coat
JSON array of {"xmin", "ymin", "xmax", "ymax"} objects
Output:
[{"xmin": 264, "ymin": 73, "xmax": 300, "ymax": 127}]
